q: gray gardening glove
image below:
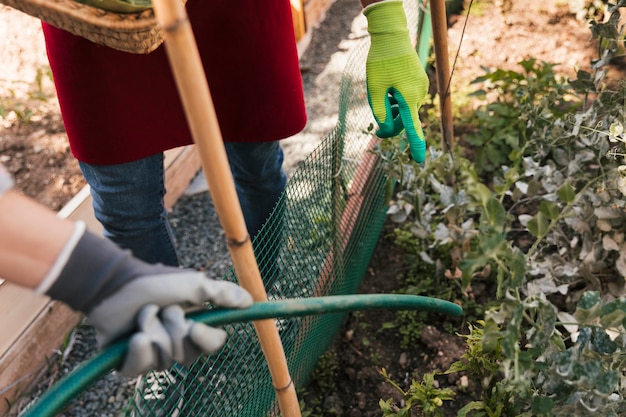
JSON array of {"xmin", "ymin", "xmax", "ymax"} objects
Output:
[
  {"xmin": 39, "ymin": 224, "xmax": 253, "ymax": 376},
  {"xmin": 119, "ymin": 303, "xmax": 229, "ymax": 375}
]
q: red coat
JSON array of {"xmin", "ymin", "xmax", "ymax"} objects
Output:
[{"xmin": 42, "ymin": 0, "xmax": 307, "ymax": 164}]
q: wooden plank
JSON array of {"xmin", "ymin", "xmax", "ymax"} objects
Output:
[
  {"xmin": 0, "ymin": 145, "xmax": 201, "ymax": 415},
  {"xmin": 164, "ymin": 145, "xmax": 201, "ymax": 209},
  {"xmin": 0, "ymin": 299, "xmax": 79, "ymax": 416},
  {"xmin": 57, "ymin": 185, "xmax": 102, "ymax": 233},
  {"xmin": 0, "ymin": 285, "xmax": 50, "ymax": 359}
]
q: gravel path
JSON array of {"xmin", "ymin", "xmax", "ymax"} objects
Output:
[{"xmin": 16, "ymin": 1, "xmax": 368, "ymax": 415}]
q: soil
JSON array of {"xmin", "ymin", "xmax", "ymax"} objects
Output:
[
  {"xmin": 0, "ymin": 0, "xmax": 619, "ymax": 415},
  {"xmin": 0, "ymin": 8, "xmax": 84, "ymax": 210}
]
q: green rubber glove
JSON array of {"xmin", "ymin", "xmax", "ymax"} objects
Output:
[{"xmin": 364, "ymin": 0, "xmax": 429, "ymax": 163}]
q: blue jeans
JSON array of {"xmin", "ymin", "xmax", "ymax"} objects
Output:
[{"xmin": 79, "ymin": 141, "xmax": 286, "ymax": 267}]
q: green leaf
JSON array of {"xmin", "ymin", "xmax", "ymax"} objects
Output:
[
  {"xmin": 592, "ymin": 328, "xmax": 617, "ymax": 354},
  {"xmin": 379, "ymin": 399, "xmax": 396, "ymax": 415},
  {"xmin": 527, "ymin": 211, "xmax": 549, "ymax": 238},
  {"xmin": 457, "ymin": 401, "xmax": 487, "ymax": 417},
  {"xmin": 459, "ymin": 252, "xmax": 490, "ymax": 286},
  {"xmin": 557, "ymin": 182, "xmax": 576, "ymax": 204},
  {"xmin": 381, "ymin": 322, "xmax": 397, "ymax": 330},
  {"xmin": 484, "ymin": 198, "xmax": 506, "ymax": 232},
  {"xmin": 572, "ymin": 360, "xmax": 601, "ymax": 383},
  {"xmin": 551, "ymin": 332, "xmax": 566, "ymax": 351},
  {"xmin": 529, "ymin": 301, "xmax": 556, "ymax": 349},
  {"xmin": 600, "ymin": 299, "xmax": 626, "ymax": 329},
  {"xmin": 538, "ymin": 200, "xmax": 560, "ymax": 221},
  {"xmin": 508, "ymin": 247, "xmax": 527, "ymax": 289},
  {"xmin": 474, "ymin": 183, "xmax": 494, "ymax": 206},
  {"xmin": 574, "ymin": 291, "xmax": 602, "ymax": 324},
  {"xmin": 595, "ymin": 369, "xmax": 619, "ymax": 395},
  {"xmin": 502, "ymin": 304, "xmax": 524, "ymax": 358},
  {"xmin": 578, "ymin": 291, "xmax": 601, "ymax": 310},
  {"xmin": 569, "ymin": 70, "xmax": 595, "ymax": 94},
  {"xmin": 531, "ymin": 396, "xmax": 554, "ymax": 414},
  {"xmin": 482, "ymin": 319, "xmax": 501, "ymax": 354},
  {"xmin": 445, "ymin": 360, "xmax": 468, "ymax": 373}
]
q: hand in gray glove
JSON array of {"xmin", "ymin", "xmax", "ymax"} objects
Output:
[{"xmin": 38, "ymin": 223, "xmax": 253, "ymax": 376}]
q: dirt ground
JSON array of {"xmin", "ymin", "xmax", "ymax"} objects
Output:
[
  {"xmin": 300, "ymin": 1, "xmax": 607, "ymax": 416},
  {"xmin": 0, "ymin": 0, "xmax": 614, "ymax": 415}
]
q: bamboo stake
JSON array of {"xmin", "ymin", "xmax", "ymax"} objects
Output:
[
  {"xmin": 149, "ymin": 1, "xmax": 301, "ymax": 415},
  {"xmin": 429, "ymin": 0, "xmax": 454, "ymax": 155}
]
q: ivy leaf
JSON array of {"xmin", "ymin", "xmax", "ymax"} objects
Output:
[
  {"xmin": 571, "ymin": 360, "xmax": 601, "ymax": 384},
  {"xmin": 595, "ymin": 369, "xmax": 619, "ymax": 395},
  {"xmin": 528, "ymin": 301, "xmax": 556, "ymax": 350},
  {"xmin": 574, "ymin": 291, "xmax": 602, "ymax": 324},
  {"xmin": 592, "ymin": 328, "xmax": 617, "ymax": 354},
  {"xmin": 589, "ymin": 10, "xmax": 621, "ymax": 40},
  {"xmin": 577, "ymin": 291, "xmax": 601, "ymax": 309},
  {"xmin": 557, "ymin": 311, "xmax": 578, "ymax": 335},
  {"xmin": 501, "ymin": 304, "xmax": 524, "ymax": 358},
  {"xmin": 600, "ymin": 299, "xmax": 626, "ymax": 329},
  {"xmin": 531, "ymin": 395, "xmax": 554, "ymax": 415},
  {"xmin": 568, "ymin": 70, "xmax": 595, "ymax": 94}
]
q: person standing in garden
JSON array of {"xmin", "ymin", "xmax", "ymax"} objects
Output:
[{"xmin": 40, "ymin": 0, "xmax": 429, "ymax": 270}]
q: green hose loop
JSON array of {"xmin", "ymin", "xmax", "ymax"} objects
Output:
[{"xmin": 21, "ymin": 294, "xmax": 462, "ymax": 417}]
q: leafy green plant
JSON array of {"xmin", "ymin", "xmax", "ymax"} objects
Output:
[
  {"xmin": 379, "ymin": 368, "xmax": 455, "ymax": 417},
  {"xmin": 299, "ymin": 352, "xmax": 340, "ymax": 416},
  {"xmin": 376, "ymin": 1, "xmax": 626, "ymax": 415},
  {"xmin": 461, "ymin": 58, "xmax": 580, "ymax": 176}
]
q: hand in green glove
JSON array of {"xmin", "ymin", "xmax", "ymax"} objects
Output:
[{"xmin": 364, "ymin": 0, "xmax": 429, "ymax": 163}]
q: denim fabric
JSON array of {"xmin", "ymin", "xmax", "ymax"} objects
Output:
[
  {"xmin": 224, "ymin": 141, "xmax": 287, "ymax": 241},
  {"xmin": 79, "ymin": 142, "xmax": 286, "ymax": 268},
  {"xmin": 79, "ymin": 154, "xmax": 180, "ymax": 266}
]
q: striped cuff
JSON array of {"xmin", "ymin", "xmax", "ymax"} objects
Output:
[
  {"xmin": 35, "ymin": 221, "xmax": 87, "ymax": 295},
  {"xmin": 0, "ymin": 163, "xmax": 14, "ymax": 200}
]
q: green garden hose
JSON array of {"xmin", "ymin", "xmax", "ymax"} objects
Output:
[{"xmin": 21, "ymin": 294, "xmax": 462, "ymax": 417}]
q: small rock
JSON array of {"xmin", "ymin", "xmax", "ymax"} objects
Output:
[{"xmin": 398, "ymin": 352, "xmax": 408, "ymax": 368}]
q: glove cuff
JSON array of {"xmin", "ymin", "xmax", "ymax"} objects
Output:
[
  {"xmin": 36, "ymin": 221, "xmax": 86, "ymax": 295},
  {"xmin": 364, "ymin": 0, "xmax": 408, "ymax": 35},
  {"xmin": 0, "ymin": 163, "xmax": 15, "ymax": 201},
  {"xmin": 45, "ymin": 227, "xmax": 174, "ymax": 313}
]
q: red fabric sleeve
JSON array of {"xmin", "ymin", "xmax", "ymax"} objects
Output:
[{"xmin": 43, "ymin": 0, "xmax": 307, "ymax": 165}]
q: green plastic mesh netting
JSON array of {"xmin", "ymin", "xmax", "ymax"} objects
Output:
[
  {"xmin": 20, "ymin": 1, "xmax": 461, "ymax": 416},
  {"xmin": 131, "ymin": 2, "xmax": 430, "ymax": 414}
]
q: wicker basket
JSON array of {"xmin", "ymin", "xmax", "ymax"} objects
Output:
[{"xmin": 0, "ymin": 0, "xmax": 164, "ymax": 54}]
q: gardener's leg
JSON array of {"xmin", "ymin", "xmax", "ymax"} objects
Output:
[
  {"xmin": 224, "ymin": 141, "xmax": 287, "ymax": 241},
  {"xmin": 79, "ymin": 153, "xmax": 179, "ymax": 266},
  {"xmin": 224, "ymin": 141, "xmax": 286, "ymax": 287}
]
